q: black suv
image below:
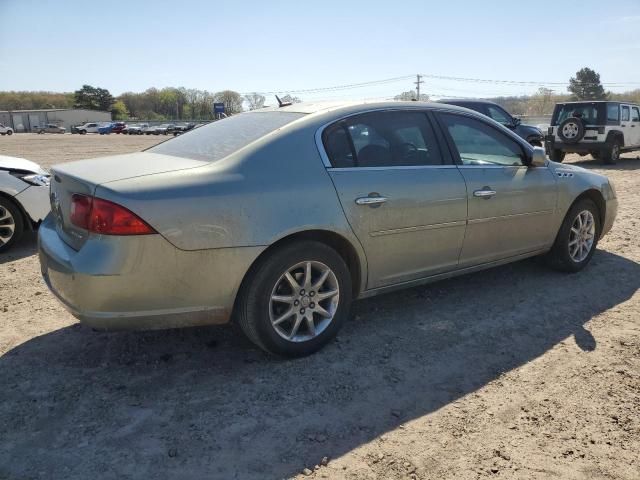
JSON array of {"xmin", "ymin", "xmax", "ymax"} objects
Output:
[
  {"xmin": 438, "ymin": 99, "xmax": 544, "ymax": 146},
  {"xmin": 545, "ymin": 101, "xmax": 640, "ymax": 164}
]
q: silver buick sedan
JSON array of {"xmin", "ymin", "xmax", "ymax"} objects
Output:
[{"xmin": 39, "ymin": 101, "xmax": 617, "ymax": 357}]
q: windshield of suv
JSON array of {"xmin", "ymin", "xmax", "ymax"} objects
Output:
[
  {"xmin": 149, "ymin": 111, "xmax": 305, "ymax": 162},
  {"xmin": 551, "ymin": 103, "xmax": 606, "ymax": 126}
]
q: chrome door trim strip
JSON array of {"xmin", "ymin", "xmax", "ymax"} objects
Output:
[
  {"xmin": 468, "ymin": 209, "xmax": 554, "ymax": 225},
  {"xmin": 370, "ymin": 220, "xmax": 467, "ymax": 237}
]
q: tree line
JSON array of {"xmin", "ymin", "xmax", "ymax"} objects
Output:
[{"xmin": 1, "ymin": 68, "xmax": 637, "ymax": 120}]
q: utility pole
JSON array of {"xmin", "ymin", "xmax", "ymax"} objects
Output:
[{"xmin": 414, "ymin": 74, "xmax": 424, "ymax": 101}]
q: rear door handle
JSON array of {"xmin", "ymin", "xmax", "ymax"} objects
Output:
[
  {"xmin": 355, "ymin": 195, "xmax": 388, "ymax": 206},
  {"xmin": 473, "ymin": 188, "xmax": 496, "ymax": 199}
]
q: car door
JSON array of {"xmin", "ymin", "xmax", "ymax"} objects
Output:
[
  {"xmin": 321, "ymin": 110, "xmax": 468, "ymax": 289},
  {"xmin": 629, "ymin": 106, "xmax": 640, "ymax": 146},
  {"xmin": 621, "ymin": 105, "xmax": 632, "ymax": 146},
  {"xmin": 435, "ymin": 110, "xmax": 558, "ymax": 267}
]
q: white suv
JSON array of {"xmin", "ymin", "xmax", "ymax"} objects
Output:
[
  {"xmin": 545, "ymin": 101, "xmax": 640, "ymax": 164},
  {"xmin": 0, "ymin": 123, "xmax": 14, "ymax": 136}
]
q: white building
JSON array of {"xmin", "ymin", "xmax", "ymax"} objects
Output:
[{"xmin": 0, "ymin": 108, "xmax": 111, "ymax": 132}]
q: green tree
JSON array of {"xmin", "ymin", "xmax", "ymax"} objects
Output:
[
  {"xmin": 74, "ymin": 85, "xmax": 115, "ymax": 111},
  {"xmin": 568, "ymin": 68, "xmax": 608, "ymax": 101},
  {"xmin": 213, "ymin": 90, "xmax": 244, "ymax": 114},
  {"xmin": 111, "ymin": 100, "xmax": 129, "ymax": 120}
]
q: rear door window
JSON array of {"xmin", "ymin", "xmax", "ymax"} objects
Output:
[
  {"xmin": 632, "ymin": 107, "xmax": 640, "ymax": 122},
  {"xmin": 322, "ymin": 111, "xmax": 444, "ymax": 168},
  {"xmin": 150, "ymin": 111, "xmax": 305, "ymax": 162},
  {"xmin": 621, "ymin": 106, "xmax": 630, "ymax": 122}
]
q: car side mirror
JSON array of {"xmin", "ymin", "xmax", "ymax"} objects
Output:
[{"xmin": 529, "ymin": 146, "xmax": 547, "ymax": 167}]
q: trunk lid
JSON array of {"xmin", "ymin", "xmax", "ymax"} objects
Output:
[{"xmin": 49, "ymin": 152, "xmax": 207, "ymax": 250}]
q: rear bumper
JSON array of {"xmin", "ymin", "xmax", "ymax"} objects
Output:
[
  {"xmin": 38, "ymin": 215, "xmax": 264, "ymax": 330},
  {"xmin": 545, "ymin": 136, "xmax": 607, "ymax": 154}
]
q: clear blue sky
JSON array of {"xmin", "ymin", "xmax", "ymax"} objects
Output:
[{"xmin": 1, "ymin": 0, "xmax": 639, "ymax": 100}]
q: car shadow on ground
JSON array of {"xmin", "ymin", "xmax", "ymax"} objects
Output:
[
  {"xmin": 0, "ymin": 232, "xmax": 37, "ymax": 265},
  {"xmin": 568, "ymin": 154, "xmax": 640, "ymax": 170},
  {"xmin": 1, "ymin": 250, "xmax": 638, "ymax": 479}
]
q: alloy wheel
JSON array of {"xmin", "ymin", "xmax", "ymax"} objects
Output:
[
  {"xmin": 269, "ymin": 261, "xmax": 340, "ymax": 342},
  {"xmin": 568, "ymin": 210, "xmax": 595, "ymax": 263},
  {"xmin": 0, "ymin": 205, "xmax": 16, "ymax": 246}
]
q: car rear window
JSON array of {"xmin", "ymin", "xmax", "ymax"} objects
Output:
[
  {"xmin": 149, "ymin": 112, "xmax": 305, "ymax": 162},
  {"xmin": 551, "ymin": 103, "xmax": 613, "ymax": 126}
]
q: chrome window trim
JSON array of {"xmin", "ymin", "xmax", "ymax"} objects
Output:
[
  {"xmin": 315, "ymin": 105, "xmax": 536, "ymax": 170},
  {"xmin": 327, "ymin": 165, "xmax": 457, "ymax": 172}
]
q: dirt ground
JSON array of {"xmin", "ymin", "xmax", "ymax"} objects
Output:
[{"xmin": 0, "ymin": 134, "xmax": 638, "ymax": 480}]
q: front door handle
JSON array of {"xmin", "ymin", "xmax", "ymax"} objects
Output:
[
  {"xmin": 355, "ymin": 195, "xmax": 388, "ymax": 206},
  {"xmin": 473, "ymin": 188, "xmax": 496, "ymax": 199}
]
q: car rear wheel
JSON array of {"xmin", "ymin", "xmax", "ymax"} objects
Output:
[
  {"xmin": 550, "ymin": 149, "xmax": 565, "ymax": 162},
  {"xmin": 558, "ymin": 117, "xmax": 585, "ymax": 144},
  {"xmin": 0, "ymin": 197, "xmax": 24, "ymax": 253},
  {"xmin": 603, "ymin": 138, "xmax": 621, "ymax": 164},
  {"xmin": 546, "ymin": 198, "xmax": 600, "ymax": 273},
  {"xmin": 237, "ymin": 241, "xmax": 352, "ymax": 357}
]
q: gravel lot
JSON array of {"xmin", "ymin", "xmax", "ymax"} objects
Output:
[{"xmin": 1, "ymin": 134, "xmax": 639, "ymax": 480}]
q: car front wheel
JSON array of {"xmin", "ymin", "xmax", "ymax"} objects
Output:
[
  {"xmin": 546, "ymin": 198, "xmax": 600, "ymax": 273},
  {"xmin": 237, "ymin": 241, "xmax": 352, "ymax": 357},
  {"xmin": 0, "ymin": 197, "xmax": 24, "ymax": 253}
]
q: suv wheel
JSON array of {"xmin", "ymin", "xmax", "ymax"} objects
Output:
[
  {"xmin": 546, "ymin": 198, "xmax": 600, "ymax": 273},
  {"xmin": 591, "ymin": 151, "xmax": 601, "ymax": 160},
  {"xmin": 550, "ymin": 149, "xmax": 565, "ymax": 162},
  {"xmin": 237, "ymin": 241, "xmax": 352, "ymax": 357},
  {"xmin": 6, "ymin": 130, "xmax": 13, "ymax": 136},
  {"xmin": 603, "ymin": 138, "xmax": 621, "ymax": 164}
]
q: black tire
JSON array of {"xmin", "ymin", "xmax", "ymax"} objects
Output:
[
  {"xmin": 557, "ymin": 117, "xmax": 585, "ymax": 144},
  {"xmin": 528, "ymin": 138, "xmax": 542, "ymax": 147},
  {"xmin": 546, "ymin": 198, "xmax": 600, "ymax": 273},
  {"xmin": 6, "ymin": 130, "xmax": 12, "ymax": 136},
  {"xmin": 550, "ymin": 149, "xmax": 565, "ymax": 162},
  {"xmin": 0, "ymin": 197, "xmax": 24, "ymax": 253},
  {"xmin": 591, "ymin": 151, "xmax": 601, "ymax": 160},
  {"xmin": 80, "ymin": 130, "xmax": 87, "ymax": 135},
  {"xmin": 236, "ymin": 241, "xmax": 352, "ymax": 357},
  {"xmin": 603, "ymin": 137, "xmax": 621, "ymax": 165}
]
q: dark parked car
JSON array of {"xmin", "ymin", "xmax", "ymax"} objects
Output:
[
  {"xmin": 438, "ymin": 99, "xmax": 544, "ymax": 146},
  {"xmin": 112, "ymin": 122, "xmax": 127, "ymax": 134}
]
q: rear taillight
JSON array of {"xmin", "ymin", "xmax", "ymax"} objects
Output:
[{"xmin": 70, "ymin": 194, "xmax": 156, "ymax": 235}]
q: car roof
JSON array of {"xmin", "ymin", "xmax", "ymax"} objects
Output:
[
  {"xmin": 437, "ymin": 98, "xmax": 498, "ymax": 105},
  {"xmin": 248, "ymin": 100, "xmax": 475, "ymax": 118}
]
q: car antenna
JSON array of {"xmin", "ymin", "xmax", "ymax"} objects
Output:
[{"xmin": 275, "ymin": 95, "xmax": 292, "ymax": 108}]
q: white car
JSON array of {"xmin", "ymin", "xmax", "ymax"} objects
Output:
[
  {"xmin": 75, "ymin": 122, "xmax": 99, "ymax": 134},
  {"xmin": 0, "ymin": 155, "xmax": 51, "ymax": 252},
  {"xmin": 0, "ymin": 123, "xmax": 14, "ymax": 136}
]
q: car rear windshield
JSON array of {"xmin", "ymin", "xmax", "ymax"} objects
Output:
[
  {"xmin": 149, "ymin": 111, "xmax": 306, "ymax": 162},
  {"xmin": 551, "ymin": 103, "xmax": 609, "ymax": 126}
]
